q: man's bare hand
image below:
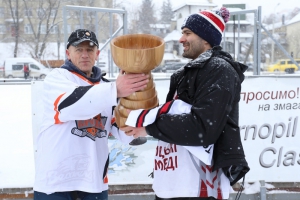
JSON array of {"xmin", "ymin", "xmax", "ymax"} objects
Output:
[
  {"xmin": 116, "ymin": 70, "xmax": 149, "ymax": 97},
  {"xmin": 120, "ymin": 126, "xmax": 148, "ymax": 138}
]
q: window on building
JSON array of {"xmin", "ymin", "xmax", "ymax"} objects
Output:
[
  {"xmin": 0, "ymin": 7, "xmax": 4, "ymax": 18},
  {"xmin": 11, "ymin": 8, "xmax": 17, "ymax": 18},
  {"xmin": 221, "ymin": 41, "xmax": 234, "ymax": 54},
  {"xmin": 240, "ymin": 25, "xmax": 247, "ymax": 32},
  {"xmin": 10, "ymin": 25, "xmax": 17, "ymax": 36},
  {"xmin": 0, "ymin": 24, "xmax": 6, "ymax": 34},
  {"xmin": 37, "ymin": 8, "xmax": 46, "ymax": 18},
  {"xmin": 24, "ymin": 24, "xmax": 33, "ymax": 34},
  {"xmin": 62, "ymin": 25, "xmax": 72, "ymax": 34},
  {"xmin": 38, "ymin": 25, "xmax": 46, "ymax": 34},
  {"xmin": 24, "ymin": 8, "xmax": 33, "ymax": 17},
  {"xmin": 50, "ymin": 25, "xmax": 58, "ymax": 34},
  {"xmin": 50, "ymin": 9, "xmax": 57, "ymax": 18}
]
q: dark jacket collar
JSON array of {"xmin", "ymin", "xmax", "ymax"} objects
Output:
[
  {"xmin": 185, "ymin": 46, "xmax": 248, "ymax": 82},
  {"xmin": 61, "ymin": 59, "xmax": 102, "ymax": 83}
]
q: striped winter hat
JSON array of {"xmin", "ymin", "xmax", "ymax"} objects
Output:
[{"xmin": 181, "ymin": 7, "xmax": 230, "ymax": 47}]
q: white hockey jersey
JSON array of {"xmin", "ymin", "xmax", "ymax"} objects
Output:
[
  {"xmin": 126, "ymin": 99, "xmax": 231, "ymax": 199},
  {"xmin": 34, "ymin": 68, "xmax": 133, "ymax": 194}
]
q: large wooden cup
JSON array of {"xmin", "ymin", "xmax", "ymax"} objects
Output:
[{"xmin": 111, "ymin": 34, "xmax": 165, "ymax": 128}]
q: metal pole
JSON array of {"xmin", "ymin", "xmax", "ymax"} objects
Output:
[
  {"xmin": 123, "ymin": 8, "xmax": 128, "ymax": 34},
  {"xmin": 233, "ymin": 15, "xmax": 236, "ymax": 60},
  {"xmin": 109, "ymin": 12, "xmax": 114, "ymax": 77},
  {"xmin": 237, "ymin": 14, "xmax": 240, "ymax": 62},
  {"xmin": 257, "ymin": 6, "xmax": 262, "ymax": 75},
  {"xmin": 260, "ymin": 180, "xmax": 267, "ymax": 200},
  {"xmin": 271, "ymin": 20, "xmax": 275, "ymax": 64},
  {"xmin": 253, "ymin": 9, "xmax": 258, "ymax": 74},
  {"xmin": 95, "ymin": 11, "xmax": 99, "ymax": 68},
  {"xmin": 271, "ymin": 3, "xmax": 280, "ymax": 64},
  {"xmin": 63, "ymin": 7, "xmax": 68, "ymax": 55},
  {"xmin": 223, "ymin": 31, "xmax": 226, "ymax": 51},
  {"xmin": 80, "ymin": 10, "xmax": 84, "ymax": 28},
  {"xmin": 63, "ymin": 5, "xmax": 127, "ymax": 51}
]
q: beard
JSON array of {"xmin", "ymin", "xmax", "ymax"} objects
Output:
[
  {"xmin": 182, "ymin": 43, "xmax": 198, "ymax": 59},
  {"xmin": 182, "ymin": 40, "xmax": 205, "ymax": 60}
]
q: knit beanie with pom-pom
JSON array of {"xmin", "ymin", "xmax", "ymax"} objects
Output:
[{"xmin": 181, "ymin": 7, "xmax": 230, "ymax": 47}]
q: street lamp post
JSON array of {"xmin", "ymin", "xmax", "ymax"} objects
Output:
[{"xmin": 271, "ymin": 3, "xmax": 280, "ymax": 64}]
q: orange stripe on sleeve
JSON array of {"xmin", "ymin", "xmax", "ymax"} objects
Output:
[
  {"xmin": 103, "ymin": 174, "xmax": 108, "ymax": 183},
  {"xmin": 54, "ymin": 93, "xmax": 66, "ymax": 124}
]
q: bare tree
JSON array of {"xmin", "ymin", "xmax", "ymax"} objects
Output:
[
  {"xmin": 23, "ymin": 0, "xmax": 61, "ymax": 59},
  {"xmin": 4, "ymin": 0, "xmax": 22, "ymax": 57},
  {"xmin": 66, "ymin": 0, "xmax": 115, "ymax": 42}
]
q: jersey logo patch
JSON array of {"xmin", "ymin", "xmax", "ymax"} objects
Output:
[{"xmin": 71, "ymin": 114, "xmax": 107, "ymax": 141}]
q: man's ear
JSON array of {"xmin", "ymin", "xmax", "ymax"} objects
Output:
[
  {"xmin": 96, "ymin": 49, "xmax": 100, "ymax": 60},
  {"xmin": 203, "ymin": 40, "xmax": 212, "ymax": 50},
  {"xmin": 66, "ymin": 49, "xmax": 71, "ymax": 59}
]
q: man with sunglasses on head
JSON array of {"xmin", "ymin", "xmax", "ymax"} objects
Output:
[{"xmin": 33, "ymin": 29, "xmax": 149, "ymax": 200}]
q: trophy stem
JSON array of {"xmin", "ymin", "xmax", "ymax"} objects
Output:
[{"xmin": 115, "ymin": 71, "xmax": 158, "ymax": 128}]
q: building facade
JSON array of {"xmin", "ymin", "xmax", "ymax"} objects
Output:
[
  {"xmin": 286, "ymin": 13, "xmax": 300, "ymax": 59},
  {"xmin": 0, "ymin": 0, "xmax": 113, "ymax": 59}
]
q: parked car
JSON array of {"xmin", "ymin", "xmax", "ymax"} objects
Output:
[
  {"xmin": 151, "ymin": 65, "xmax": 164, "ymax": 73},
  {"xmin": 162, "ymin": 62, "xmax": 186, "ymax": 73},
  {"xmin": 3, "ymin": 57, "xmax": 51, "ymax": 79},
  {"xmin": 266, "ymin": 59, "xmax": 300, "ymax": 73},
  {"xmin": 246, "ymin": 62, "xmax": 264, "ymax": 72}
]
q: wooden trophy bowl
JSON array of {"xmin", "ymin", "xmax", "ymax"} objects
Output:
[{"xmin": 110, "ymin": 34, "xmax": 165, "ymax": 73}]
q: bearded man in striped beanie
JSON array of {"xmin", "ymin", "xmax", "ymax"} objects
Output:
[{"xmin": 122, "ymin": 7, "xmax": 250, "ymax": 200}]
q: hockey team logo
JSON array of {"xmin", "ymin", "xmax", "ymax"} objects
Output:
[{"xmin": 71, "ymin": 114, "xmax": 107, "ymax": 141}]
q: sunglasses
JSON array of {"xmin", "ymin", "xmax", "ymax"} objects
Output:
[{"xmin": 76, "ymin": 30, "xmax": 95, "ymax": 39}]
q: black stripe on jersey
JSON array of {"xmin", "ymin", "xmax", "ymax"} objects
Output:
[
  {"xmin": 58, "ymin": 86, "xmax": 93, "ymax": 111},
  {"xmin": 136, "ymin": 109, "xmax": 151, "ymax": 127},
  {"xmin": 103, "ymin": 155, "xmax": 109, "ymax": 179}
]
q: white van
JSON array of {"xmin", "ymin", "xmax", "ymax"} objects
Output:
[{"xmin": 3, "ymin": 57, "xmax": 51, "ymax": 79}]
